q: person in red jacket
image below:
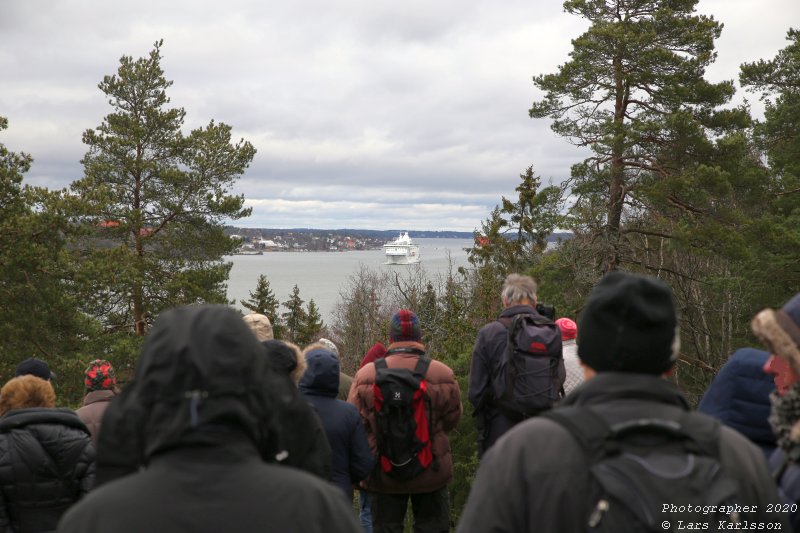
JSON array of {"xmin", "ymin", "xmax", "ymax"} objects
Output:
[{"xmin": 349, "ymin": 309, "xmax": 462, "ymax": 533}]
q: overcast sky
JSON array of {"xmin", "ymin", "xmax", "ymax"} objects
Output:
[{"xmin": 1, "ymin": 1, "xmax": 797, "ymax": 232}]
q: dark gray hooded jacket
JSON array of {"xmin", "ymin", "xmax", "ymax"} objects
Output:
[
  {"xmin": 58, "ymin": 305, "xmax": 358, "ymax": 533},
  {"xmin": 457, "ymin": 373, "xmax": 785, "ymax": 533}
]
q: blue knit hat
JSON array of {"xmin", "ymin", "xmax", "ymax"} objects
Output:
[{"xmin": 388, "ymin": 309, "xmax": 422, "ymax": 342}]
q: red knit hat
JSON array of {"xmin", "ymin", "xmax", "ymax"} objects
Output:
[
  {"xmin": 555, "ymin": 317, "xmax": 578, "ymax": 341},
  {"xmin": 84, "ymin": 359, "xmax": 117, "ymax": 391},
  {"xmin": 388, "ymin": 309, "xmax": 422, "ymax": 342}
]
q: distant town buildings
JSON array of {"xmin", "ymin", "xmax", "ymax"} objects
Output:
[{"xmin": 228, "ymin": 230, "xmax": 385, "ymax": 254}]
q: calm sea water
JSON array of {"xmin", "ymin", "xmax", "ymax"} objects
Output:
[{"xmin": 226, "ymin": 238, "xmax": 473, "ymax": 322}]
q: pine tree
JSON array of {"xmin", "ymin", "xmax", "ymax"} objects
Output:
[
  {"xmin": 240, "ymin": 274, "xmax": 284, "ymax": 337},
  {"xmin": 530, "ymin": 0, "xmax": 734, "ymax": 272},
  {"xmin": 297, "ymin": 299, "xmax": 324, "ymax": 346},
  {"xmin": 67, "ymin": 40, "xmax": 255, "ymax": 335},
  {"xmin": 738, "ymin": 28, "xmax": 800, "ymax": 304},
  {"xmin": 468, "ymin": 166, "xmax": 563, "ymax": 274},
  {"xmin": 0, "ymin": 117, "xmax": 92, "ymax": 386},
  {"xmin": 282, "ymin": 285, "xmax": 307, "ymax": 343}
]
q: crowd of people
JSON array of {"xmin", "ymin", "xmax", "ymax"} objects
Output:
[{"xmin": 0, "ymin": 271, "xmax": 799, "ymax": 532}]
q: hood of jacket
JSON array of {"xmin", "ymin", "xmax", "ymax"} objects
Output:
[
  {"xmin": 0, "ymin": 407, "xmax": 90, "ymax": 434},
  {"xmin": 299, "ymin": 346, "xmax": 340, "ymax": 398},
  {"xmin": 104, "ymin": 305, "xmax": 291, "ymax": 463},
  {"xmin": 563, "ymin": 372, "xmax": 690, "ymax": 412},
  {"xmin": 262, "ymin": 339, "xmax": 307, "ymax": 385},
  {"xmin": 359, "ymin": 342, "xmax": 387, "ymax": 369}
]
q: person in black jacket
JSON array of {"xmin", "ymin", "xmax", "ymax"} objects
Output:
[
  {"xmin": 300, "ymin": 343, "xmax": 375, "ymax": 500},
  {"xmin": 58, "ymin": 305, "xmax": 360, "ymax": 533},
  {"xmin": 260, "ymin": 339, "xmax": 332, "ymax": 479},
  {"xmin": 468, "ymin": 273, "xmax": 564, "ymax": 457},
  {"xmin": 0, "ymin": 375, "xmax": 94, "ymax": 532}
]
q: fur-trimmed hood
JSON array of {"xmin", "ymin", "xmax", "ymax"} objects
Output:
[
  {"xmin": 751, "ymin": 292, "xmax": 800, "ymax": 372},
  {"xmin": 262, "ymin": 340, "xmax": 307, "ymax": 385}
]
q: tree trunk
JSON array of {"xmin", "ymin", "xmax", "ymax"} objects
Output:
[{"xmin": 604, "ymin": 56, "xmax": 627, "ymax": 274}]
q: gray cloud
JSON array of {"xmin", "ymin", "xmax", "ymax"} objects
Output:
[{"xmin": 1, "ymin": 0, "xmax": 797, "ymax": 231}]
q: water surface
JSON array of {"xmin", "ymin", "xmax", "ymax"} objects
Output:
[{"xmin": 227, "ymin": 238, "xmax": 473, "ymax": 322}]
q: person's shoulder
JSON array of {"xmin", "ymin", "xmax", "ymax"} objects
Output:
[
  {"xmin": 426, "ymin": 359, "xmax": 457, "ymax": 381},
  {"xmin": 333, "ymin": 398, "xmax": 360, "ymax": 417},
  {"xmin": 261, "ymin": 460, "xmax": 345, "ymax": 496},
  {"xmin": 485, "ymin": 414, "xmax": 588, "ymax": 473},
  {"xmin": 60, "ymin": 470, "xmax": 146, "ymax": 528},
  {"xmin": 353, "ymin": 362, "xmax": 376, "ymax": 383},
  {"xmin": 717, "ymin": 424, "xmax": 769, "ymax": 463},
  {"xmin": 477, "ymin": 318, "xmax": 504, "ymax": 336}
]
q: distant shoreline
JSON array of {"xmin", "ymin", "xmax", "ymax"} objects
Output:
[
  {"xmin": 226, "ymin": 226, "xmax": 572, "ymax": 240},
  {"xmin": 226, "ymin": 227, "xmax": 476, "ymax": 239}
]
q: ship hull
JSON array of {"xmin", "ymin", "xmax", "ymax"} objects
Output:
[
  {"xmin": 385, "ymin": 252, "xmax": 420, "ymax": 265},
  {"xmin": 383, "ymin": 233, "xmax": 421, "ymax": 265}
]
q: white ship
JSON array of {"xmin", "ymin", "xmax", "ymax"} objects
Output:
[{"xmin": 384, "ymin": 232, "xmax": 421, "ymax": 265}]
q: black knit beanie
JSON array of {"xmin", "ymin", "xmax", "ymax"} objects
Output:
[{"xmin": 578, "ymin": 271, "xmax": 679, "ymax": 374}]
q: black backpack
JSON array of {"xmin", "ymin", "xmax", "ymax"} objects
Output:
[
  {"xmin": 491, "ymin": 313, "xmax": 565, "ymax": 421},
  {"xmin": 541, "ymin": 406, "xmax": 745, "ymax": 532},
  {"xmin": 373, "ymin": 350, "xmax": 434, "ymax": 481}
]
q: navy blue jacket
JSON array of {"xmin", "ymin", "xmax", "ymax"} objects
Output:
[
  {"xmin": 697, "ymin": 348, "xmax": 776, "ymax": 458},
  {"xmin": 300, "ymin": 347, "xmax": 375, "ymax": 499}
]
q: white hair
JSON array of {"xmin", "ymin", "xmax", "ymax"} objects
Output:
[{"xmin": 501, "ymin": 274, "xmax": 538, "ymax": 306}]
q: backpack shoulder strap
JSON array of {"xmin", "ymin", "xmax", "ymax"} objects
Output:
[
  {"xmin": 499, "ymin": 313, "xmax": 555, "ymax": 332},
  {"xmin": 386, "ymin": 347, "xmax": 426, "ymax": 356},
  {"xmin": 413, "ymin": 356, "xmax": 432, "ymax": 378},
  {"xmin": 374, "ymin": 354, "xmax": 431, "ymax": 377},
  {"xmin": 543, "ymin": 406, "xmax": 723, "ymax": 462},
  {"xmin": 673, "ymin": 410, "xmax": 721, "ymax": 458}
]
